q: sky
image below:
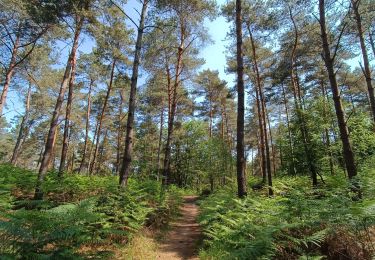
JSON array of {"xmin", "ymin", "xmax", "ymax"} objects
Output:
[{"xmin": 3, "ymin": 0, "xmax": 233, "ymax": 124}]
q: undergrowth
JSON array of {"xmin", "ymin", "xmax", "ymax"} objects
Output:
[
  {"xmin": 0, "ymin": 164, "xmax": 183, "ymax": 259},
  {"xmin": 198, "ymin": 167, "xmax": 375, "ymax": 259}
]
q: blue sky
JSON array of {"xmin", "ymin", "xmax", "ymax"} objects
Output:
[{"xmin": 3, "ymin": 0, "xmax": 232, "ymax": 124}]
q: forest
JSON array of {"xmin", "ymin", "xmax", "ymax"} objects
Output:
[{"xmin": 0, "ymin": 0, "xmax": 375, "ymax": 259}]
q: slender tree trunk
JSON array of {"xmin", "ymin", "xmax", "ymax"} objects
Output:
[
  {"xmin": 248, "ymin": 24, "xmax": 272, "ymax": 194},
  {"xmin": 351, "ymin": 0, "xmax": 375, "ymax": 122},
  {"xmin": 247, "ymin": 25, "xmax": 267, "ymax": 184},
  {"xmin": 59, "ymin": 18, "xmax": 82, "ymax": 176},
  {"xmin": 289, "ymin": 6, "xmax": 318, "ymax": 186},
  {"xmin": 281, "ymin": 83, "xmax": 296, "ymax": 175},
  {"xmin": 115, "ymin": 91, "xmax": 124, "ymax": 174},
  {"xmin": 79, "ymin": 80, "xmax": 93, "ymax": 173},
  {"xmin": 319, "ymin": 0, "xmax": 357, "ymax": 179},
  {"xmin": 0, "ymin": 33, "xmax": 20, "ymax": 118},
  {"xmin": 209, "ymin": 98, "xmax": 213, "ymax": 138},
  {"xmin": 235, "ymin": 0, "xmax": 247, "ymax": 197},
  {"xmin": 162, "ymin": 19, "xmax": 185, "ymax": 187},
  {"xmin": 369, "ymin": 32, "xmax": 375, "ymax": 58},
  {"xmin": 97, "ymin": 128, "xmax": 108, "ymax": 173},
  {"xmin": 320, "ymin": 81, "xmax": 335, "ymax": 175},
  {"xmin": 91, "ymin": 59, "xmax": 116, "ymax": 174},
  {"xmin": 157, "ymin": 101, "xmax": 164, "ymax": 181},
  {"xmin": 11, "ymin": 83, "xmax": 32, "ymax": 165},
  {"xmin": 119, "ymin": 1, "xmax": 148, "ymax": 187},
  {"xmin": 48, "ymin": 127, "xmax": 59, "ymax": 172},
  {"xmin": 266, "ymin": 108, "xmax": 276, "ymax": 175},
  {"xmin": 87, "ymin": 118, "xmax": 100, "ymax": 175},
  {"xmin": 261, "ymin": 89, "xmax": 273, "ymax": 195},
  {"xmin": 34, "ymin": 18, "xmax": 83, "ymax": 199}
]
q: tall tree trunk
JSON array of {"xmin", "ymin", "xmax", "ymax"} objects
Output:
[
  {"xmin": 97, "ymin": 128, "xmax": 108, "ymax": 173},
  {"xmin": 320, "ymin": 81, "xmax": 335, "ymax": 175},
  {"xmin": 260, "ymin": 87, "xmax": 273, "ymax": 195},
  {"xmin": 0, "ymin": 33, "xmax": 20, "ymax": 118},
  {"xmin": 11, "ymin": 82, "xmax": 32, "ymax": 165},
  {"xmin": 79, "ymin": 80, "xmax": 93, "ymax": 173},
  {"xmin": 162, "ymin": 20, "xmax": 185, "ymax": 186},
  {"xmin": 369, "ymin": 32, "xmax": 375, "ymax": 58},
  {"xmin": 59, "ymin": 18, "xmax": 82, "ymax": 176},
  {"xmin": 48, "ymin": 127, "xmax": 59, "ymax": 172},
  {"xmin": 156, "ymin": 101, "xmax": 164, "ymax": 181},
  {"xmin": 351, "ymin": 0, "xmax": 375, "ymax": 122},
  {"xmin": 319, "ymin": 0, "xmax": 357, "ymax": 179},
  {"xmin": 289, "ymin": 6, "xmax": 318, "ymax": 186},
  {"xmin": 235, "ymin": 0, "xmax": 247, "ymax": 197},
  {"xmin": 87, "ymin": 118, "xmax": 100, "ymax": 175},
  {"xmin": 248, "ymin": 24, "xmax": 271, "ymax": 193},
  {"xmin": 209, "ymin": 98, "xmax": 213, "ymax": 138},
  {"xmin": 281, "ymin": 83, "xmax": 296, "ymax": 175},
  {"xmin": 115, "ymin": 90, "xmax": 124, "ymax": 174},
  {"xmin": 90, "ymin": 59, "xmax": 116, "ymax": 174},
  {"xmin": 119, "ymin": 0, "xmax": 148, "ymax": 187},
  {"xmin": 34, "ymin": 18, "xmax": 83, "ymax": 200},
  {"xmin": 266, "ymin": 108, "xmax": 276, "ymax": 175}
]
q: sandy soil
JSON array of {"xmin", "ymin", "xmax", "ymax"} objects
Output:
[{"xmin": 156, "ymin": 196, "xmax": 202, "ymax": 260}]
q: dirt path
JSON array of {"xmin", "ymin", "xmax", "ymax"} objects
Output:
[{"xmin": 156, "ymin": 196, "xmax": 202, "ymax": 260}]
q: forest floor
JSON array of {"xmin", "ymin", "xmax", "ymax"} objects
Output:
[{"xmin": 155, "ymin": 195, "xmax": 202, "ymax": 260}]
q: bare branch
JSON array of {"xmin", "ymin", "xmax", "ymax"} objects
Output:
[{"xmin": 109, "ymin": 0, "xmax": 139, "ymax": 29}]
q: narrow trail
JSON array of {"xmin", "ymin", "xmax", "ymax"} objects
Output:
[{"xmin": 156, "ymin": 196, "xmax": 202, "ymax": 260}]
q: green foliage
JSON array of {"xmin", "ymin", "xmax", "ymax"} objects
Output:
[
  {"xmin": 0, "ymin": 164, "xmax": 183, "ymax": 259},
  {"xmin": 0, "ymin": 199, "xmax": 101, "ymax": 259},
  {"xmin": 198, "ymin": 171, "xmax": 375, "ymax": 259}
]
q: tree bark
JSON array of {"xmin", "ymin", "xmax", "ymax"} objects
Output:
[
  {"xmin": 115, "ymin": 90, "xmax": 124, "ymax": 174},
  {"xmin": 266, "ymin": 107, "xmax": 276, "ymax": 175},
  {"xmin": 289, "ymin": 6, "xmax": 318, "ymax": 186},
  {"xmin": 351, "ymin": 0, "xmax": 375, "ymax": 122},
  {"xmin": 156, "ymin": 100, "xmax": 164, "ymax": 181},
  {"xmin": 10, "ymin": 82, "xmax": 32, "ymax": 165},
  {"xmin": 319, "ymin": 0, "xmax": 357, "ymax": 179},
  {"xmin": 369, "ymin": 31, "xmax": 375, "ymax": 58},
  {"xmin": 320, "ymin": 81, "xmax": 335, "ymax": 175},
  {"xmin": 162, "ymin": 19, "xmax": 185, "ymax": 186},
  {"xmin": 119, "ymin": 0, "xmax": 148, "ymax": 187},
  {"xmin": 235, "ymin": 0, "xmax": 247, "ymax": 197},
  {"xmin": 59, "ymin": 17, "xmax": 82, "ymax": 176},
  {"xmin": 34, "ymin": 19, "xmax": 83, "ymax": 200},
  {"xmin": 247, "ymin": 24, "xmax": 271, "ymax": 193},
  {"xmin": 0, "ymin": 33, "xmax": 20, "ymax": 118},
  {"xmin": 90, "ymin": 59, "xmax": 116, "ymax": 174},
  {"xmin": 79, "ymin": 80, "xmax": 93, "ymax": 173},
  {"xmin": 281, "ymin": 83, "xmax": 296, "ymax": 175}
]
